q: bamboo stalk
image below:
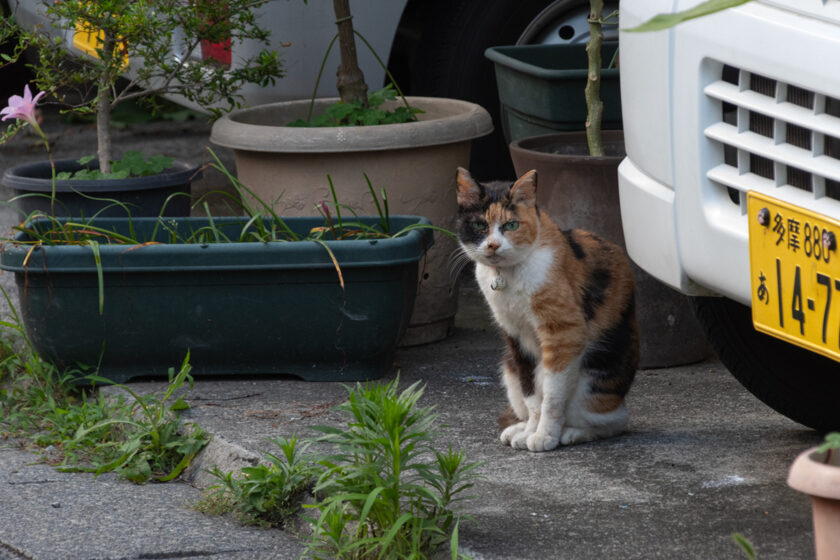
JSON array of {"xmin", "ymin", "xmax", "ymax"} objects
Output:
[{"xmin": 585, "ymin": 0, "xmax": 604, "ymax": 156}]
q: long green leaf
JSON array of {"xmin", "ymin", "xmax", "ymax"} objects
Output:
[
  {"xmin": 357, "ymin": 486, "xmax": 386, "ymax": 536},
  {"xmin": 450, "ymin": 519, "xmax": 460, "ymax": 560},
  {"xmin": 87, "ymin": 240, "xmax": 104, "ymax": 314},
  {"xmin": 72, "ymin": 418, "xmax": 143, "ymax": 441},
  {"xmin": 156, "ymin": 451, "xmax": 194, "ymax": 482},
  {"xmin": 326, "ymin": 175, "xmax": 343, "ymax": 233},
  {"xmin": 732, "ymin": 533, "xmax": 757, "ymax": 560},
  {"xmin": 378, "ymin": 512, "xmax": 414, "ymax": 558},
  {"xmin": 624, "ymin": 0, "xmax": 752, "ymax": 32},
  {"xmin": 64, "ymin": 222, "xmax": 139, "ymax": 244},
  {"xmin": 311, "ymin": 239, "xmax": 344, "ymax": 290}
]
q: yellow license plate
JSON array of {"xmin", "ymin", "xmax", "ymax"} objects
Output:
[
  {"xmin": 72, "ymin": 22, "xmax": 128, "ymax": 66},
  {"xmin": 748, "ymin": 191, "xmax": 840, "ymax": 362}
]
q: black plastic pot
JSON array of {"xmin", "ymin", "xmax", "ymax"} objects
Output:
[
  {"xmin": 1, "ymin": 158, "xmax": 200, "ymax": 218},
  {"xmin": 0, "ymin": 215, "xmax": 433, "ymax": 383}
]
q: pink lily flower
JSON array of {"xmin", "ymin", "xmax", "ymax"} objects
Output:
[{"xmin": 1, "ymin": 84, "xmax": 46, "ymax": 135}]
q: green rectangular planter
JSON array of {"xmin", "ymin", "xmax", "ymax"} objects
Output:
[
  {"xmin": 0, "ymin": 216, "xmax": 433, "ymax": 383},
  {"xmin": 485, "ymin": 42, "xmax": 621, "ymax": 142}
]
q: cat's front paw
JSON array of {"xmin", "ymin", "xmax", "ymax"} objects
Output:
[
  {"xmin": 500, "ymin": 422, "xmax": 527, "ymax": 446},
  {"xmin": 526, "ymin": 431, "xmax": 560, "ymax": 452},
  {"xmin": 510, "ymin": 431, "xmax": 531, "ymax": 450}
]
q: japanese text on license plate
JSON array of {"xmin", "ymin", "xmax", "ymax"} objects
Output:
[{"xmin": 748, "ymin": 191, "xmax": 840, "ymax": 362}]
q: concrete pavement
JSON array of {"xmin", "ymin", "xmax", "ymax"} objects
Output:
[
  {"xmin": 0, "ymin": 279, "xmax": 823, "ymax": 559},
  {"xmin": 0, "ymin": 114, "xmax": 824, "ymax": 559}
]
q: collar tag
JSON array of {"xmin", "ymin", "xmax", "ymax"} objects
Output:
[{"xmin": 490, "ymin": 268, "xmax": 506, "ymax": 291}]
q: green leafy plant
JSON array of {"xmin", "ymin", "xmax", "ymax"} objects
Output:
[
  {"xmin": 1, "ymin": 0, "xmax": 285, "ymax": 173},
  {"xmin": 205, "ymin": 435, "xmax": 318, "ymax": 527},
  {"xmin": 8, "ymin": 147, "xmax": 453, "ymax": 248},
  {"xmin": 198, "ymin": 378, "xmax": 481, "ymax": 559},
  {"xmin": 0, "ymin": 288, "xmax": 207, "ymax": 483},
  {"xmin": 305, "ymin": 378, "xmax": 482, "ymax": 560},
  {"xmin": 816, "ymin": 432, "xmax": 840, "ymax": 466},
  {"xmin": 59, "ymin": 353, "xmax": 210, "ymax": 484},
  {"xmin": 0, "ymin": 286, "xmax": 89, "ymax": 445},
  {"xmin": 288, "ymin": 85, "xmax": 421, "ymax": 127},
  {"xmin": 55, "ymin": 151, "xmax": 175, "ymax": 181}
]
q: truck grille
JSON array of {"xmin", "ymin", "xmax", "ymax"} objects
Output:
[{"xmin": 704, "ymin": 64, "xmax": 840, "ymax": 212}]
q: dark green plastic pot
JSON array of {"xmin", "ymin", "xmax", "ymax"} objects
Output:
[
  {"xmin": 1, "ymin": 158, "xmax": 199, "ymax": 218},
  {"xmin": 485, "ymin": 42, "xmax": 621, "ymax": 143},
  {"xmin": 0, "ymin": 216, "xmax": 433, "ymax": 383}
]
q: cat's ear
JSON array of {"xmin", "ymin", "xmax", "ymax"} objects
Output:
[
  {"xmin": 456, "ymin": 167, "xmax": 482, "ymax": 207},
  {"xmin": 510, "ymin": 169, "xmax": 537, "ymax": 207}
]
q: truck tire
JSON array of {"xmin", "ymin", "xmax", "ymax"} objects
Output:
[{"xmin": 691, "ymin": 296, "xmax": 840, "ymax": 431}]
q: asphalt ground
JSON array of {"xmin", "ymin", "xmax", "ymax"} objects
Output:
[{"xmin": 0, "ymin": 114, "xmax": 824, "ymax": 559}]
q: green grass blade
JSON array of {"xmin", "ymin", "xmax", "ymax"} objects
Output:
[
  {"xmin": 624, "ymin": 0, "xmax": 752, "ymax": 32},
  {"xmin": 357, "ymin": 486, "xmax": 386, "ymax": 536},
  {"xmin": 450, "ymin": 519, "xmax": 460, "ymax": 560},
  {"xmin": 63, "ymin": 222, "xmax": 139, "ymax": 245},
  {"xmin": 87, "ymin": 240, "xmax": 104, "ymax": 314},
  {"xmin": 364, "ymin": 173, "xmax": 385, "ymax": 231},
  {"xmin": 377, "ymin": 512, "xmax": 414, "ymax": 558},
  {"xmin": 306, "ymin": 33, "xmax": 339, "ymax": 122},
  {"xmin": 311, "ymin": 239, "xmax": 344, "ymax": 291},
  {"xmin": 732, "ymin": 532, "xmax": 757, "ymax": 560},
  {"xmin": 326, "ymin": 175, "xmax": 343, "ymax": 234}
]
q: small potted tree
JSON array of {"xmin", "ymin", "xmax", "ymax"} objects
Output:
[
  {"xmin": 0, "ymin": 0, "xmax": 284, "ymax": 217},
  {"xmin": 210, "ymin": 0, "xmax": 493, "ymax": 345}
]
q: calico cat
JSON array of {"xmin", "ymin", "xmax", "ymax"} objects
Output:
[{"xmin": 455, "ymin": 167, "xmax": 638, "ymax": 452}]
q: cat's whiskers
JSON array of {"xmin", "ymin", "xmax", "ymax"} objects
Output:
[{"xmin": 447, "ymin": 246, "xmax": 475, "ymax": 285}]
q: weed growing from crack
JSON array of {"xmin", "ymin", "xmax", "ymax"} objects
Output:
[
  {"xmin": 202, "ymin": 435, "xmax": 318, "ymax": 528},
  {"xmin": 0, "ymin": 290, "xmax": 208, "ymax": 483},
  {"xmin": 201, "ymin": 377, "xmax": 482, "ymax": 560},
  {"xmin": 59, "ymin": 353, "xmax": 209, "ymax": 483}
]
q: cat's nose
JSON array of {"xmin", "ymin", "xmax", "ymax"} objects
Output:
[{"xmin": 485, "ymin": 240, "xmax": 501, "ymax": 252}]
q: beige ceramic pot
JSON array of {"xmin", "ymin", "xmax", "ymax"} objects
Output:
[
  {"xmin": 210, "ymin": 97, "xmax": 493, "ymax": 345},
  {"xmin": 788, "ymin": 446, "xmax": 840, "ymax": 560}
]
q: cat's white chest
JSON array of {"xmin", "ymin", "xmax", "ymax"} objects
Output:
[{"xmin": 475, "ymin": 247, "xmax": 554, "ymax": 351}]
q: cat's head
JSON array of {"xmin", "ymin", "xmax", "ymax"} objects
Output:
[{"xmin": 455, "ymin": 167, "xmax": 541, "ymax": 267}]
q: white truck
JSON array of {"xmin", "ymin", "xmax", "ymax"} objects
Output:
[{"xmin": 619, "ymin": 0, "xmax": 840, "ymax": 430}]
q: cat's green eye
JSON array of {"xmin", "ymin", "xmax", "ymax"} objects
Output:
[
  {"xmin": 471, "ymin": 221, "xmax": 487, "ymax": 232},
  {"xmin": 503, "ymin": 221, "xmax": 520, "ymax": 232}
]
